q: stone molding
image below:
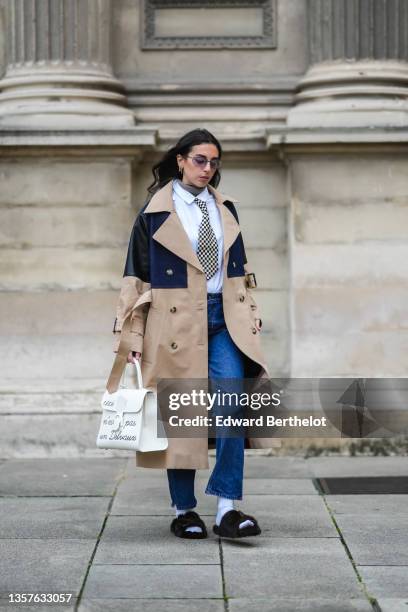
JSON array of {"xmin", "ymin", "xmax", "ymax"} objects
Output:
[
  {"xmin": 289, "ymin": 0, "xmax": 408, "ymax": 128},
  {"xmin": 0, "ymin": 0, "xmax": 135, "ymax": 129}
]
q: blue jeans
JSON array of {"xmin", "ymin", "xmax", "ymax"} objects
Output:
[{"xmin": 167, "ymin": 292, "xmax": 245, "ymax": 510}]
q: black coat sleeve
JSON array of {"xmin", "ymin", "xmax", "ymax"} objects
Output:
[
  {"xmin": 123, "ymin": 209, "xmax": 150, "ymax": 282},
  {"xmin": 112, "ymin": 206, "xmax": 151, "ymax": 353}
]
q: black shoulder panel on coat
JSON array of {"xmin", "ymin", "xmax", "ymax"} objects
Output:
[
  {"xmin": 123, "ymin": 207, "xmax": 150, "ymax": 282},
  {"xmin": 223, "ymin": 200, "xmax": 248, "ymax": 266},
  {"xmin": 223, "ymin": 200, "xmax": 239, "ymax": 223}
]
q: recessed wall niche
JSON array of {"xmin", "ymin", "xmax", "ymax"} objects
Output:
[{"xmin": 141, "ymin": 0, "xmax": 277, "ymax": 49}]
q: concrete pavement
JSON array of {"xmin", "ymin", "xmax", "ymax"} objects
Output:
[{"xmin": 0, "ymin": 455, "xmax": 407, "ymax": 612}]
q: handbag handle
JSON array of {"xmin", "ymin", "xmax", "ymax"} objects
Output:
[{"xmin": 119, "ymin": 358, "xmax": 144, "ymax": 390}]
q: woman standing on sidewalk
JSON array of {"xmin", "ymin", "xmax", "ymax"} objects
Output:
[{"xmin": 110, "ymin": 128, "xmax": 279, "ymax": 539}]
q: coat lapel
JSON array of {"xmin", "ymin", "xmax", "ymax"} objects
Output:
[{"xmin": 144, "ymin": 179, "xmax": 241, "ymax": 271}]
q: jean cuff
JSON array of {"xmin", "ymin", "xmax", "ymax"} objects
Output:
[
  {"xmin": 170, "ymin": 500, "xmax": 197, "ymax": 510},
  {"xmin": 204, "ymin": 486, "xmax": 242, "ymax": 500}
]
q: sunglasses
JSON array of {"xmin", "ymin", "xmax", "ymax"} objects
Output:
[{"xmin": 186, "ymin": 155, "xmax": 221, "ymax": 170}]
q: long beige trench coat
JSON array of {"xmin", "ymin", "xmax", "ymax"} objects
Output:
[{"xmin": 107, "ymin": 178, "xmax": 281, "ymax": 469}]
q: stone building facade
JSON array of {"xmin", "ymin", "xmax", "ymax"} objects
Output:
[{"xmin": 0, "ymin": 0, "xmax": 407, "ymax": 456}]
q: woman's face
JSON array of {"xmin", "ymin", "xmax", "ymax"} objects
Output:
[{"xmin": 177, "ymin": 143, "xmax": 220, "ymax": 188}]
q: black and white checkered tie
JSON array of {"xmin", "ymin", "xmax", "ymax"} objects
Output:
[{"xmin": 194, "ymin": 197, "xmax": 219, "ymax": 279}]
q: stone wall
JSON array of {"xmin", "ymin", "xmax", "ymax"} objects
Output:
[
  {"xmin": 289, "ymin": 152, "xmax": 408, "ymax": 377},
  {"xmin": 0, "ymin": 0, "xmax": 407, "ymax": 456}
]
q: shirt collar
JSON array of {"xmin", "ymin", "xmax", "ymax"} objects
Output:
[{"xmin": 173, "ymin": 179, "xmax": 210, "ymax": 205}]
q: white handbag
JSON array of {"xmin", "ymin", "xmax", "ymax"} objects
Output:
[{"xmin": 96, "ymin": 359, "xmax": 168, "ymax": 452}]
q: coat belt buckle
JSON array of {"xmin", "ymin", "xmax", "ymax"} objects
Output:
[{"xmin": 245, "ymin": 272, "xmax": 257, "ymax": 289}]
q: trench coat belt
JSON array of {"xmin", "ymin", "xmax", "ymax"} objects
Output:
[{"xmin": 106, "ymin": 311, "xmax": 135, "ymax": 394}]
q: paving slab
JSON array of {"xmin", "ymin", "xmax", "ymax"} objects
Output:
[
  {"xmin": 94, "ymin": 515, "xmax": 220, "ymax": 564},
  {"xmin": 327, "ymin": 495, "xmax": 408, "ymax": 565},
  {"xmin": 0, "ymin": 602, "xmax": 77, "ymax": 612},
  {"xmin": 358, "ymin": 566, "xmax": 408, "ymax": 598},
  {"xmin": 78, "ymin": 599, "xmax": 225, "ymax": 612},
  {"xmin": 110, "ymin": 475, "xmax": 177, "ymax": 515},
  {"xmin": 241, "ymin": 478, "xmax": 317, "ymax": 495},
  {"xmin": 0, "ymin": 458, "xmax": 126, "ymax": 496},
  {"xmin": 228, "ymin": 598, "xmax": 373, "ymax": 611},
  {"xmin": 376, "ymin": 598, "xmax": 408, "ymax": 612},
  {"xmin": 0, "ymin": 539, "xmax": 94, "ymax": 598},
  {"xmin": 242, "ymin": 457, "xmax": 312, "ymax": 478},
  {"xmin": 327, "ymin": 494, "xmax": 408, "ymax": 516},
  {"xmin": 222, "ymin": 538, "xmax": 366, "ymax": 600},
  {"xmin": 0, "ymin": 497, "xmax": 109, "ymax": 539},
  {"xmin": 341, "ymin": 520, "xmax": 408, "ymax": 565},
  {"xmin": 232, "ymin": 494, "xmax": 337, "ymax": 538},
  {"xmin": 307, "ymin": 457, "xmax": 408, "ymax": 478},
  {"xmin": 82, "ymin": 565, "xmax": 223, "ymax": 599},
  {"xmin": 111, "ymin": 473, "xmax": 217, "ymax": 516}
]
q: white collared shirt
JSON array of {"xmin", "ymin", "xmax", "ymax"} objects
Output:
[{"xmin": 172, "ymin": 180, "xmax": 224, "ymax": 293}]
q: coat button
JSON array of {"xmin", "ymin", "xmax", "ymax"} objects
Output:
[
  {"xmin": 250, "ymin": 304, "xmax": 257, "ymax": 310},
  {"xmin": 166, "ymin": 268, "xmax": 173, "ymax": 275},
  {"xmin": 252, "ymin": 327, "xmax": 257, "ymax": 334},
  {"xmin": 170, "ymin": 306, "xmax": 177, "ymax": 313},
  {"xmin": 232, "ymin": 261, "xmax": 236, "ymax": 268},
  {"xmin": 239, "ymin": 295, "xmax": 245, "ymax": 302},
  {"xmin": 171, "ymin": 342, "xmax": 178, "ymax": 349}
]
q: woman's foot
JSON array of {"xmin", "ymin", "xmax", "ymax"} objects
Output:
[
  {"xmin": 213, "ymin": 509, "xmax": 261, "ymax": 538},
  {"xmin": 170, "ymin": 511, "xmax": 208, "ymax": 539},
  {"xmin": 174, "ymin": 506, "xmax": 204, "ymax": 534},
  {"xmin": 216, "ymin": 497, "xmax": 255, "ymax": 531}
]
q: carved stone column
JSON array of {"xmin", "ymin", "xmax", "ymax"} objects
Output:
[
  {"xmin": 0, "ymin": 0, "xmax": 135, "ymax": 128},
  {"xmin": 288, "ymin": 0, "xmax": 408, "ymax": 127}
]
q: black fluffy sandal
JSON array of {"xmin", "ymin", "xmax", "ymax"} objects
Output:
[
  {"xmin": 170, "ymin": 511, "xmax": 208, "ymax": 539},
  {"xmin": 213, "ymin": 509, "xmax": 261, "ymax": 538}
]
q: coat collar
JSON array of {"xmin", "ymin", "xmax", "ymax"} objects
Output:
[{"xmin": 144, "ymin": 179, "xmax": 241, "ymax": 272}]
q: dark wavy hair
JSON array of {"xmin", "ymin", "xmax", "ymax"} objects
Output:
[{"xmin": 146, "ymin": 128, "xmax": 223, "ymax": 196}]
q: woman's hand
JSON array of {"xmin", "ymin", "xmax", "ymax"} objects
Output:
[{"xmin": 127, "ymin": 351, "xmax": 141, "ymax": 363}]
